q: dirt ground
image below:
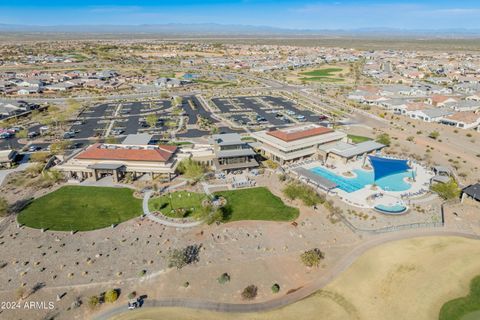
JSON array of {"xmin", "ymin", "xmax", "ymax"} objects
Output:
[{"xmin": 110, "ymin": 236, "xmax": 480, "ymax": 320}]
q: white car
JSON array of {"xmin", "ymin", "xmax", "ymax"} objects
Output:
[{"xmin": 127, "ymin": 299, "xmax": 139, "ymax": 310}]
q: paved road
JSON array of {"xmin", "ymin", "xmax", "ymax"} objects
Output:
[
  {"xmin": 0, "ymin": 162, "xmax": 32, "ymax": 186},
  {"xmin": 92, "ymin": 229, "xmax": 479, "ymax": 320}
]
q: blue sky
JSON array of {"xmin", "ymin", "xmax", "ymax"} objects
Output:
[{"xmin": 1, "ymin": 0, "xmax": 480, "ymax": 29}]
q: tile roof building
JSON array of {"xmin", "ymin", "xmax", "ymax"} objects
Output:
[
  {"xmin": 57, "ymin": 143, "xmax": 179, "ymax": 182},
  {"xmin": 251, "ymin": 123, "xmax": 346, "ymax": 164}
]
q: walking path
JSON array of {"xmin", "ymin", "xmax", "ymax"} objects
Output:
[
  {"xmin": 0, "ymin": 162, "xmax": 31, "ymax": 186},
  {"xmin": 93, "ymin": 229, "xmax": 480, "ymax": 320},
  {"xmin": 142, "ymin": 190, "xmax": 203, "ymax": 228}
]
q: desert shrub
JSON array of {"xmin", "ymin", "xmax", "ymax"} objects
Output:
[
  {"xmin": 428, "ymin": 131, "xmax": 440, "ymax": 140},
  {"xmin": 30, "ymin": 152, "xmax": 50, "ymax": 163},
  {"xmin": 176, "ymin": 159, "xmax": 207, "ymax": 181},
  {"xmin": 218, "ymin": 273, "xmax": 231, "ymax": 284},
  {"xmin": 376, "ymin": 133, "xmax": 391, "ymax": 146},
  {"xmin": 88, "ymin": 295, "xmax": 99, "ymax": 309},
  {"xmin": 271, "ymin": 283, "xmax": 280, "ymax": 293},
  {"xmin": 104, "ymin": 289, "xmax": 118, "ymax": 303},
  {"xmin": 0, "ymin": 197, "xmax": 9, "ymax": 217},
  {"xmin": 241, "ymin": 285, "xmax": 258, "ymax": 300},
  {"xmin": 300, "ymin": 248, "xmax": 325, "ymax": 267},
  {"xmin": 283, "ymin": 182, "xmax": 324, "ymax": 206},
  {"xmin": 168, "ymin": 245, "xmax": 201, "ymax": 269}
]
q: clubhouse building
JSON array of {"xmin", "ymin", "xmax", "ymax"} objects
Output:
[
  {"xmin": 251, "ymin": 124, "xmax": 347, "ymax": 164},
  {"xmin": 211, "ymin": 133, "xmax": 258, "ymax": 172},
  {"xmin": 57, "ymin": 142, "xmax": 179, "ymax": 182}
]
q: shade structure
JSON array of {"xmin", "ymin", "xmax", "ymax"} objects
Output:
[{"xmin": 368, "ymin": 156, "xmax": 410, "ymax": 181}]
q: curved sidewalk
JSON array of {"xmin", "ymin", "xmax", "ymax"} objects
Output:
[
  {"xmin": 93, "ymin": 229, "xmax": 480, "ymax": 320},
  {"xmin": 142, "ymin": 190, "xmax": 203, "ymax": 228}
]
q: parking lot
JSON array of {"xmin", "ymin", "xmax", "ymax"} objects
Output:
[
  {"xmin": 211, "ymin": 95, "xmax": 321, "ymax": 128},
  {"xmin": 0, "ymin": 95, "xmax": 325, "ymax": 152}
]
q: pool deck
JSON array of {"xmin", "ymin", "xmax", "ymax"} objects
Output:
[{"xmin": 291, "ymin": 158, "xmax": 434, "ymax": 209}]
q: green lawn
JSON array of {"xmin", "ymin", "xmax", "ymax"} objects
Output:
[
  {"xmin": 439, "ymin": 275, "xmax": 480, "ymax": 320},
  {"xmin": 299, "ymin": 68, "xmax": 344, "ymax": 83},
  {"xmin": 17, "ymin": 186, "xmax": 142, "ymax": 231},
  {"xmin": 300, "ymin": 68, "xmax": 343, "ymax": 77},
  {"xmin": 149, "ymin": 191, "xmax": 208, "ymax": 218},
  {"xmin": 347, "ymin": 134, "xmax": 372, "ymax": 143},
  {"xmin": 214, "ymin": 187, "xmax": 299, "ymax": 222}
]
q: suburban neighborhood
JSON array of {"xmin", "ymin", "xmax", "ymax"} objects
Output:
[{"xmin": 1, "ymin": 3, "xmax": 480, "ymax": 320}]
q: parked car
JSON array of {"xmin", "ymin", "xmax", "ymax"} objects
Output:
[
  {"xmin": 63, "ymin": 131, "xmax": 75, "ymax": 139},
  {"xmin": 127, "ymin": 299, "xmax": 139, "ymax": 310},
  {"xmin": 28, "ymin": 131, "xmax": 39, "ymax": 139}
]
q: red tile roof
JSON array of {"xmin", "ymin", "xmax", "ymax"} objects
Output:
[
  {"xmin": 266, "ymin": 126, "xmax": 333, "ymax": 142},
  {"xmin": 76, "ymin": 143, "xmax": 177, "ymax": 162}
]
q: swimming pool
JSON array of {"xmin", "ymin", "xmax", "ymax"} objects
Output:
[
  {"xmin": 310, "ymin": 166, "xmax": 413, "ymax": 193},
  {"xmin": 374, "ymin": 203, "xmax": 408, "ymax": 214}
]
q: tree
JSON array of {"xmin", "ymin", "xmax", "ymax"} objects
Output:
[
  {"xmin": 104, "ymin": 136, "xmax": 118, "ymax": 144},
  {"xmin": 145, "ymin": 114, "xmax": 158, "ymax": 128},
  {"xmin": 300, "ymin": 248, "xmax": 324, "ymax": 267},
  {"xmin": 104, "ymin": 289, "xmax": 118, "ymax": 303},
  {"xmin": 431, "ymin": 179, "xmax": 461, "ymax": 200},
  {"xmin": 16, "ymin": 129, "xmax": 28, "ymax": 139},
  {"xmin": 50, "ymin": 141, "xmax": 70, "ymax": 155},
  {"xmin": 376, "ymin": 133, "xmax": 391, "ymax": 146},
  {"xmin": 241, "ymin": 285, "xmax": 258, "ymax": 300},
  {"xmin": 428, "ymin": 131, "xmax": 440, "ymax": 140},
  {"xmin": 172, "ymin": 96, "xmax": 183, "ymax": 107},
  {"xmin": 0, "ymin": 197, "xmax": 9, "ymax": 217}
]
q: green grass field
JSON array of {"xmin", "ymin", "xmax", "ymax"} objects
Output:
[
  {"xmin": 149, "ymin": 191, "xmax": 207, "ymax": 218},
  {"xmin": 439, "ymin": 275, "xmax": 480, "ymax": 320},
  {"xmin": 17, "ymin": 186, "xmax": 142, "ymax": 231},
  {"xmin": 215, "ymin": 187, "xmax": 299, "ymax": 222},
  {"xmin": 300, "ymin": 68, "xmax": 343, "ymax": 77},
  {"xmin": 347, "ymin": 134, "xmax": 372, "ymax": 143},
  {"xmin": 298, "ymin": 68, "xmax": 345, "ymax": 83}
]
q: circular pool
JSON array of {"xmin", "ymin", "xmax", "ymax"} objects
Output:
[{"xmin": 374, "ymin": 203, "xmax": 408, "ymax": 215}]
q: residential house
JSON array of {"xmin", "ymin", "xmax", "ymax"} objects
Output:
[{"xmin": 440, "ymin": 112, "xmax": 480, "ymax": 130}]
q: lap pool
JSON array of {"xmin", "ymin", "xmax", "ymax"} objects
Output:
[{"xmin": 310, "ymin": 166, "xmax": 413, "ymax": 193}]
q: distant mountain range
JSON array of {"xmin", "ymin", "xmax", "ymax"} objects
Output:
[{"xmin": 1, "ymin": 23, "xmax": 480, "ymax": 38}]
